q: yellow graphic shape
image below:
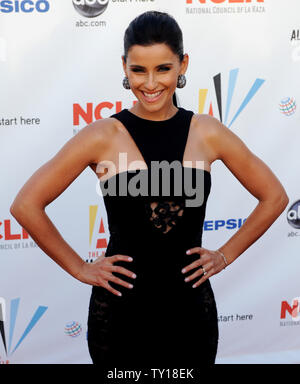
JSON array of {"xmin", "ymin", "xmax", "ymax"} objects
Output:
[
  {"xmin": 199, "ymin": 89, "xmax": 208, "ymax": 114},
  {"xmin": 89, "ymin": 205, "xmax": 98, "ymax": 246}
]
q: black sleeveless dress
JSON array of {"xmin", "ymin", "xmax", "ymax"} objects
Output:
[{"xmin": 87, "ymin": 107, "xmax": 219, "ymax": 366}]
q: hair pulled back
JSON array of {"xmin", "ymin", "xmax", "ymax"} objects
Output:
[{"xmin": 123, "ymin": 11, "xmax": 185, "ymax": 107}]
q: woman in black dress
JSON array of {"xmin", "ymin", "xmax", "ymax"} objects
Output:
[{"xmin": 10, "ymin": 11, "xmax": 289, "ymax": 366}]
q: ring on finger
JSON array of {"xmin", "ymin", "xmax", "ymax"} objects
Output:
[{"xmin": 202, "ymin": 267, "xmax": 207, "ymax": 276}]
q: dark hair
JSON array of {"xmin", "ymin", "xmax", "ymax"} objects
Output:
[{"xmin": 123, "ymin": 11, "xmax": 184, "ymax": 107}]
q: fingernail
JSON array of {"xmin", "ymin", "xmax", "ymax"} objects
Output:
[
  {"xmin": 118, "ymin": 292, "xmax": 122, "ymax": 296},
  {"xmin": 186, "ymin": 250, "xmax": 190, "ymax": 254},
  {"xmin": 129, "ymin": 284, "xmax": 133, "ymax": 289},
  {"xmin": 184, "ymin": 277, "xmax": 189, "ymax": 282},
  {"xmin": 128, "ymin": 257, "xmax": 133, "ymax": 261},
  {"xmin": 132, "ymin": 274, "xmax": 137, "ymax": 279},
  {"xmin": 182, "ymin": 268, "xmax": 186, "ymax": 273}
]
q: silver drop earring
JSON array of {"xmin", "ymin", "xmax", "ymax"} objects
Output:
[
  {"xmin": 177, "ymin": 74, "xmax": 187, "ymax": 88},
  {"xmin": 123, "ymin": 77, "xmax": 131, "ymax": 90}
]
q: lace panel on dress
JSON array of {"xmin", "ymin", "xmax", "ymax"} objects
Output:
[{"xmin": 144, "ymin": 200, "xmax": 185, "ymax": 234}]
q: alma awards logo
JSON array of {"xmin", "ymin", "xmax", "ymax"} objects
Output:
[{"xmin": 72, "ymin": 0, "xmax": 109, "ymax": 18}]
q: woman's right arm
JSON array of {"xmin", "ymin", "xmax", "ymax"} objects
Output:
[{"xmin": 9, "ymin": 119, "xmax": 135, "ymax": 296}]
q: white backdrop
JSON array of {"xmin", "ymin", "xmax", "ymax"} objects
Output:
[{"xmin": 0, "ymin": 0, "xmax": 299, "ymax": 364}]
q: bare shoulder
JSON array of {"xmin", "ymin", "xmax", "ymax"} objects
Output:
[
  {"xmin": 191, "ymin": 113, "xmax": 224, "ymax": 137},
  {"xmin": 191, "ymin": 113, "xmax": 227, "ymax": 162},
  {"xmin": 80, "ymin": 117, "xmax": 118, "ymax": 144},
  {"xmin": 75, "ymin": 117, "xmax": 119, "ymax": 164}
]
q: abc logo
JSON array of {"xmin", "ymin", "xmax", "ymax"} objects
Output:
[
  {"xmin": 72, "ymin": 0, "xmax": 109, "ymax": 18},
  {"xmin": 287, "ymin": 200, "xmax": 300, "ymax": 229}
]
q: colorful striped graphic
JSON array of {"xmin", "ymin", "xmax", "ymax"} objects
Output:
[
  {"xmin": 64, "ymin": 321, "xmax": 82, "ymax": 338},
  {"xmin": 0, "ymin": 298, "xmax": 47, "ymax": 357},
  {"xmin": 199, "ymin": 68, "xmax": 265, "ymax": 127},
  {"xmin": 279, "ymin": 97, "xmax": 297, "ymax": 116}
]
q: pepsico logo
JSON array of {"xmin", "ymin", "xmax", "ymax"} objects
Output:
[
  {"xmin": 64, "ymin": 321, "xmax": 83, "ymax": 338},
  {"xmin": 0, "ymin": 0, "xmax": 50, "ymax": 13},
  {"xmin": 72, "ymin": 0, "xmax": 109, "ymax": 18}
]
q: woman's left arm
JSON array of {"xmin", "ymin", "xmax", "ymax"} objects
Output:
[
  {"xmin": 211, "ymin": 118, "xmax": 289, "ymax": 265},
  {"xmin": 182, "ymin": 116, "xmax": 289, "ymax": 287},
  {"xmin": 214, "ymin": 119, "xmax": 289, "ymax": 264}
]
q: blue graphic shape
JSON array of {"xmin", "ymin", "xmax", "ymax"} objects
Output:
[
  {"xmin": 228, "ymin": 78, "xmax": 265, "ymax": 128},
  {"xmin": 224, "ymin": 68, "xmax": 239, "ymax": 125},
  {"xmin": 10, "ymin": 306, "xmax": 47, "ymax": 355},
  {"xmin": 8, "ymin": 298, "xmax": 20, "ymax": 355}
]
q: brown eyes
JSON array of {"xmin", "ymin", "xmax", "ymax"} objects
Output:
[{"xmin": 131, "ymin": 67, "xmax": 171, "ymax": 73}]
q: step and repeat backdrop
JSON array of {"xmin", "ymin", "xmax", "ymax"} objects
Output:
[{"xmin": 0, "ymin": 0, "xmax": 299, "ymax": 364}]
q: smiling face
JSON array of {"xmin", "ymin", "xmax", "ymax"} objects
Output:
[{"xmin": 122, "ymin": 43, "xmax": 189, "ymax": 119}]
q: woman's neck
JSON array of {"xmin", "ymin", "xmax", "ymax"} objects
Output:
[{"xmin": 129, "ymin": 102, "xmax": 178, "ymax": 121}]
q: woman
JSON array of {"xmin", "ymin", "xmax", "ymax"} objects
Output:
[{"xmin": 10, "ymin": 11, "xmax": 288, "ymax": 366}]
